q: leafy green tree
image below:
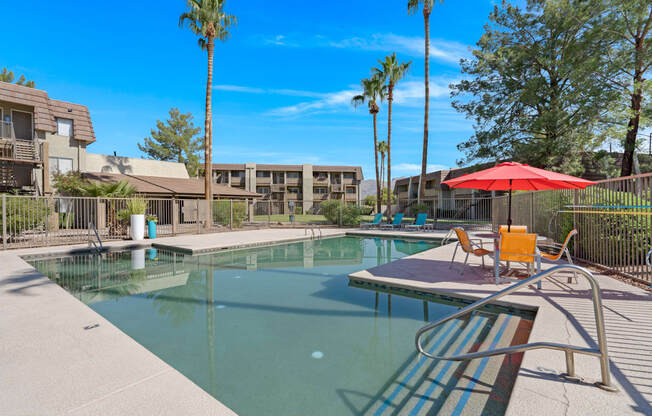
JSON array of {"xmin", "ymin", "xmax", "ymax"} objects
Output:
[
  {"xmin": 408, "ymin": 0, "xmax": 444, "ymax": 201},
  {"xmin": 374, "ymin": 53, "xmax": 411, "ymax": 220},
  {"xmin": 451, "ymin": 1, "xmax": 617, "ymax": 175},
  {"xmin": 582, "ymin": 0, "xmax": 652, "ymax": 176},
  {"xmin": 351, "ymin": 74, "xmax": 387, "ymax": 215},
  {"xmin": 138, "ymin": 108, "xmax": 203, "ymax": 176},
  {"xmin": 180, "ymin": 0, "xmax": 237, "ymax": 205},
  {"xmin": 0, "ymin": 68, "xmax": 35, "ymax": 88}
]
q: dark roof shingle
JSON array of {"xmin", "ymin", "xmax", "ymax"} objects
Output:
[{"xmin": 83, "ymin": 172, "xmax": 260, "ymax": 198}]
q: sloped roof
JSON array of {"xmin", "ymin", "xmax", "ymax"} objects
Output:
[
  {"xmin": 0, "ymin": 81, "xmax": 95, "ymax": 143},
  {"xmin": 83, "ymin": 172, "xmax": 260, "ymax": 198}
]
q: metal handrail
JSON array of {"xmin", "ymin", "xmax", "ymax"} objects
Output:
[
  {"xmin": 303, "ymin": 226, "xmax": 322, "ymax": 240},
  {"xmin": 88, "ymin": 221, "xmax": 103, "ymax": 254},
  {"xmin": 415, "ymin": 264, "xmax": 616, "ymax": 391},
  {"xmin": 440, "ymin": 228, "xmax": 456, "ymax": 246}
]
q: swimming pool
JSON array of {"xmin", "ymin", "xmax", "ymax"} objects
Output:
[{"xmin": 28, "ymin": 236, "xmax": 531, "ymax": 415}]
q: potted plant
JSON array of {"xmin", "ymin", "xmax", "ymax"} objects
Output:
[
  {"xmin": 146, "ymin": 215, "xmax": 158, "ymax": 239},
  {"xmin": 127, "ymin": 197, "xmax": 147, "ymax": 240}
]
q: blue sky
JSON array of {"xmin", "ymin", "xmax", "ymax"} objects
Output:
[{"xmin": 1, "ymin": 0, "xmax": 499, "ymax": 179}]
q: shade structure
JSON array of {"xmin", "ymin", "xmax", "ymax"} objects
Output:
[{"xmin": 442, "ymin": 162, "xmax": 596, "ymax": 230}]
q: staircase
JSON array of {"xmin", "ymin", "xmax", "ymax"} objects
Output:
[{"xmin": 364, "ymin": 313, "xmax": 532, "ymax": 416}]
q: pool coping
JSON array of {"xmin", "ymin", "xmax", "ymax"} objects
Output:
[{"xmin": 347, "ymin": 237, "xmax": 650, "ymax": 416}]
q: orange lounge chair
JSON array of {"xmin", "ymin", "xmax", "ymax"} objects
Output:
[
  {"xmin": 450, "ymin": 227, "xmax": 493, "ymax": 274},
  {"xmin": 539, "ymin": 229, "xmax": 578, "ymax": 283},
  {"xmin": 499, "ymin": 225, "xmax": 527, "ymax": 233},
  {"xmin": 497, "ymin": 232, "xmax": 542, "ymax": 288}
]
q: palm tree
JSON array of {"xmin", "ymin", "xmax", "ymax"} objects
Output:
[
  {"xmin": 375, "ymin": 53, "xmax": 411, "ymax": 221},
  {"xmin": 179, "ymin": 0, "xmax": 237, "ymax": 219},
  {"xmin": 351, "ymin": 75, "xmax": 387, "ymax": 214},
  {"xmin": 378, "ymin": 140, "xmax": 388, "ymax": 195},
  {"xmin": 408, "ymin": 0, "xmax": 442, "ymax": 202}
]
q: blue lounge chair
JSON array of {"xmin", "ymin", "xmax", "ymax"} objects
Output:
[
  {"xmin": 380, "ymin": 213, "xmax": 404, "ymax": 229},
  {"xmin": 405, "ymin": 213, "xmax": 431, "ymax": 231},
  {"xmin": 361, "ymin": 213, "xmax": 382, "ymax": 229}
]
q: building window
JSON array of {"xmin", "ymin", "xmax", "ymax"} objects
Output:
[
  {"xmin": 287, "ymin": 172, "xmax": 301, "ymax": 180},
  {"xmin": 426, "ymin": 180, "xmax": 434, "ymax": 189},
  {"xmin": 287, "ymin": 187, "xmax": 301, "ymax": 194},
  {"xmin": 56, "ymin": 118, "xmax": 73, "ymax": 137},
  {"xmin": 256, "ymin": 171, "xmax": 270, "ymax": 178},
  {"xmin": 256, "ymin": 186, "xmax": 270, "ymax": 194},
  {"xmin": 231, "ymin": 170, "xmax": 245, "ymax": 178},
  {"xmin": 346, "ymin": 187, "xmax": 356, "ymax": 194},
  {"xmin": 49, "ymin": 157, "xmax": 73, "ymax": 175},
  {"xmin": 313, "ymin": 172, "xmax": 327, "ymax": 180},
  {"xmin": 214, "ymin": 171, "xmax": 228, "ymax": 183},
  {"xmin": 343, "ymin": 172, "xmax": 354, "ymax": 179},
  {"xmin": 313, "ymin": 187, "xmax": 327, "ymax": 194}
]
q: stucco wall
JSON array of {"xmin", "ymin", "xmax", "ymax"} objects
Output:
[
  {"xmin": 85, "ymin": 153, "xmax": 189, "ymax": 179},
  {"xmin": 46, "ymin": 133, "xmax": 87, "ymax": 172}
]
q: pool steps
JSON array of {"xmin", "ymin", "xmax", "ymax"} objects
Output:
[{"xmin": 366, "ymin": 313, "xmax": 531, "ymax": 415}]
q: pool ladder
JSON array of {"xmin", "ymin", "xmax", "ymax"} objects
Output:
[
  {"xmin": 88, "ymin": 221, "xmax": 103, "ymax": 255},
  {"xmin": 415, "ymin": 265, "xmax": 617, "ymax": 391},
  {"xmin": 440, "ymin": 229, "xmax": 457, "ymax": 246},
  {"xmin": 304, "ymin": 226, "xmax": 322, "ymax": 240}
]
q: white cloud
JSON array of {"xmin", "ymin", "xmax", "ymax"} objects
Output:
[
  {"xmin": 330, "ymin": 34, "xmax": 469, "ymax": 64},
  {"xmin": 260, "ymin": 33, "xmax": 469, "ymax": 65},
  {"xmin": 265, "ymin": 88, "xmax": 359, "ymax": 116},
  {"xmin": 214, "ymin": 84, "xmax": 325, "ymax": 98},
  {"xmin": 393, "ymin": 163, "xmax": 450, "ymax": 173}
]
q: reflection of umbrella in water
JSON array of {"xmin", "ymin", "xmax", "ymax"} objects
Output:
[{"xmin": 442, "ymin": 162, "xmax": 595, "ymax": 231}]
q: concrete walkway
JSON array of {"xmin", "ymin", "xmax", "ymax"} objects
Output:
[{"xmin": 349, "ymin": 234, "xmax": 652, "ymax": 416}]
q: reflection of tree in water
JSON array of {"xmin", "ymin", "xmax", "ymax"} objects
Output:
[{"xmin": 147, "ymin": 270, "xmax": 206, "ymax": 327}]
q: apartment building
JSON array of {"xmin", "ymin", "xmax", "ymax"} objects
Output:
[
  {"xmin": 213, "ymin": 163, "xmax": 363, "ymax": 210},
  {"xmin": 394, "ymin": 163, "xmax": 497, "ymax": 200},
  {"xmin": 0, "ymin": 81, "xmax": 95, "ymax": 194}
]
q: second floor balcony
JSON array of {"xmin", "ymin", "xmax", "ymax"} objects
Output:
[{"xmin": 0, "ymin": 122, "xmax": 41, "ymax": 163}]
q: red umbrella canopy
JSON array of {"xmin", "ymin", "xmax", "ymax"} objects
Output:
[{"xmin": 442, "ymin": 162, "xmax": 595, "ymax": 191}]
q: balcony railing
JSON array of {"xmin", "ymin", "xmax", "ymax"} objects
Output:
[
  {"xmin": 0, "ymin": 122, "xmax": 40, "ymax": 163},
  {"xmin": 271, "ymin": 184, "xmax": 286, "ymax": 192}
]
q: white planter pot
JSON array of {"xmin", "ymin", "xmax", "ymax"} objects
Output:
[
  {"xmin": 131, "ymin": 248, "xmax": 145, "ymax": 270},
  {"xmin": 130, "ymin": 214, "xmax": 145, "ymax": 240}
]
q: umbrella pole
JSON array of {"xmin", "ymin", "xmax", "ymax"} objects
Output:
[{"xmin": 508, "ymin": 180, "xmax": 512, "ymax": 232}]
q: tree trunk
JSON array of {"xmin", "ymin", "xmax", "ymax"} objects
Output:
[
  {"xmin": 387, "ymin": 84, "xmax": 393, "ymax": 222},
  {"xmin": 419, "ymin": 7, "xmax": 431, "ymax": 203},
  {"xmin": 205, "ymin": 36, "xmax": 214, "ymax": 226},
  {"xmin": 620, "ymin": 36, "xmax": 646, "ymax": 177},
  {"xmin": 372, "ymin": 110, "xmax": 381, "ymax": 214},
  {"xmin": 380, "ymin": 155, "xmax": 384, "ymax": 205}
]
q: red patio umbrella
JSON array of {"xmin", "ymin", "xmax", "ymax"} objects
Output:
[{"xmin": 442, "ymin": 162, "xmax": 595, "ymax": 231}]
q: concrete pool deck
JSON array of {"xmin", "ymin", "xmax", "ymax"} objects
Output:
[
  {"xmin": 1, "ymin": 228, "xmax": 650, "ymax": 415},
  {"xmin": 349, "ymin": 232, "xmax": 652, "ymax": 415}
]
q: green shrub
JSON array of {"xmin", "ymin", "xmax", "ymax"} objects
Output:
[
  {"xmin": 320, "ymin": 200, "xmax": 362, "ymax": 226},
  {"xmin": 359, "ymin": 205, "xmax": 374, "ymax": 215},
  {"xmin": 126, "ymin": 197, "xmax": 147, "ymax": 215},
  {"xmin": 411, "ymin": 203, "xmax": 430, "ymax": 215},
  {"xmin": 5, "ymin": 197, "xmax": 50, "ymax": 234},
  {"xmin": 213, "ymin": 200, "xmax": 247, "ymax": 227}
]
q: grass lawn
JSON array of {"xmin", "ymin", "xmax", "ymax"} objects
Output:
[{"xmin": 252, "ymin": 213, "xmax": 490, "ymax": 226}]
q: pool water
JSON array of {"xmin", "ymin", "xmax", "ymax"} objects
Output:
[{"xmin": 28, "ymin": 237, "xmax": 529, "ymax": 415}]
